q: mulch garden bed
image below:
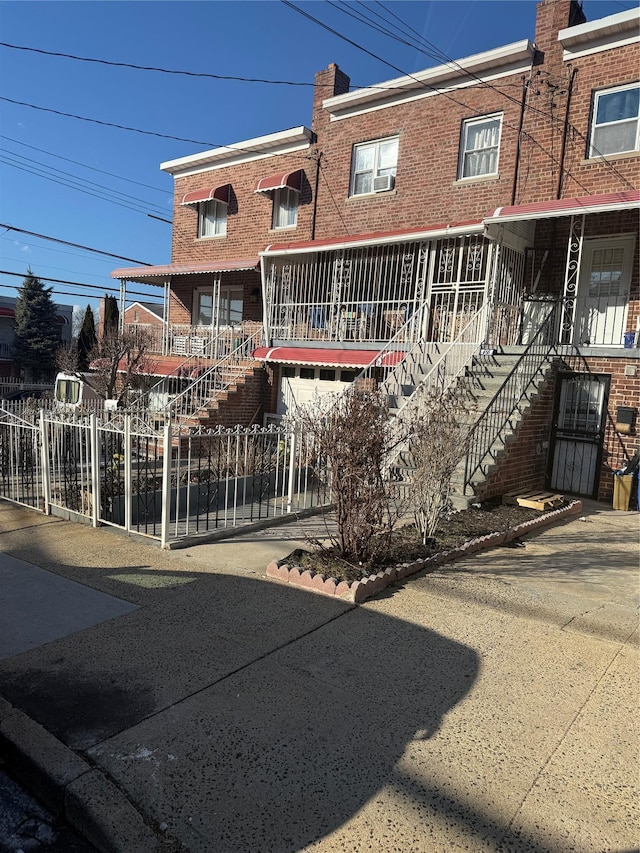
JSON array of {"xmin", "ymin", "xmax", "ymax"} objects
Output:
[
  {"xmin": 266, "ymin": 498, "xmax": 583, "ymax": 603},
  {"xmin": 284, "ymin": 500, "xmax": 541, "ymax": 584}
]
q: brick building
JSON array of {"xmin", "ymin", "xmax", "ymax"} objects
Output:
[{"xmin": 112, "ymin": 0, "xmax": 639, "ymax": 504}]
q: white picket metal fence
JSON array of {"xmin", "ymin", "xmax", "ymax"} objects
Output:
[{"xmin": 0, "ymin": 407, "xmax": 330, "ymax": 547}]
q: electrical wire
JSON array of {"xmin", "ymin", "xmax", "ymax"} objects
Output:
[
  {"xmin": 0, "ymin": 274, "xmax": 163, "ymax": 301},
  {"xmin": 0, "ymin": 224, "xmax": 150, "ymax": 265},
  {"xmin": 0, "ymin": 134, "xmax": 170, "ymax": 196},
  {"xmin": 0, "ymin": 148, "xmax": 169, "ymax": 217}
]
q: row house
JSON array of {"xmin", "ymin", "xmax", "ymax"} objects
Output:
[{"xmin": 112, "ymin": 0, "xmax": 639, "ymax": 503}]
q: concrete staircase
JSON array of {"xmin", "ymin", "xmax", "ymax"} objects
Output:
[{"xmin": 389, "ymin": 347, "xmax": 557, "ymax": 511}]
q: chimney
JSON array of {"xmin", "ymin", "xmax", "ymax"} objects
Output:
[
  {"xmin": 534, "ymin": 0, "xmax": 587, "ymax": 66},
  {"xmin": 312, "ymin": 63, "xmax": 350, "ymax": 136}
]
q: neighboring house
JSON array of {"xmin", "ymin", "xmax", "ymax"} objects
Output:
[
  {"xmin": 112, "ymin": 0, "xmax": 639, "ymax": 504},
  {"xmin": 0, "ymin": 295, "xmax": 73, "ymax": 380}
]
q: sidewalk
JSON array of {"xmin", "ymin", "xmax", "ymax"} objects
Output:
[{"xmin": 0, "ymin": 498, "xmax": 638, "ymax": 852}]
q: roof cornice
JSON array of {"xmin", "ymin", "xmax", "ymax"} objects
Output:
[
  {"xmin": 160, "ymin": 126, "xmax": 314, "ymax": 178},
  {"xmin": 322, "ymin": 40, "xmax": 535, "ymax": 121},
  {"xmin": 559, "ymin": 8, "xmax": 640, "ymax": 61}
]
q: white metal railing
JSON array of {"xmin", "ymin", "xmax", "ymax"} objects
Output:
[
  {"xmin": 264, "ymin": 236, "xmax": 494, "ymax": 345},
  {"xmin": 352, "ymin": 303, "xmax": 487, "ymax": 417},
  {"xmin": 164, "ymin": 329, "xmax": 263, "ymax": 422},
  {"xmin": 123, "ymin": 322, "xmax": 263, "ymax": 357},
  {"xmin": 0, "ymin": 409, "xmax": 330, "ymax": 545}
]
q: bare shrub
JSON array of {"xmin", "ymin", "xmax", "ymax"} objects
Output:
[
  {"xmin": 404, "ymin": 383, "xmax": 474, "ymax": 545},
  {"xmin": 295, "ymin": 389, "xmax": 406, "ymax": 569},
  {"xmin": 87, "ymin": 327, "xmax": 156, "ymax": 404}
]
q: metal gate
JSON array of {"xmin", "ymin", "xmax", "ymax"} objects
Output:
[{"xmin": 549, "ymin": 373, "xmax": 609, "ymax": 497}]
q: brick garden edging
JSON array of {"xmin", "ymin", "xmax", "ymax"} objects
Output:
[{"xmin": 266, "ymin": 499, "xmax": 583, "ymax": 604}]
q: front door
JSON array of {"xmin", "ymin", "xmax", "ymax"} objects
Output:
[
  {"xmin": 549, "ymin": 373, "xmax": 609, "ymax": 497},
  {"xmin": 573, "ymin": 237, "xmax": 634, "ymax": 346}
]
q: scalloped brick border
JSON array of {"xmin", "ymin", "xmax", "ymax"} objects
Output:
[{"xmin": 266, "ymin": 499, "xmax": 583, "ymax": 604}]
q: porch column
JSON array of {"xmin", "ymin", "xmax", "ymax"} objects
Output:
[
  {"xmin": 118, "ymin": 278, "xmax": 127, "ymax": 334},
  {"xmin": 561, "ymin": 214, "xmax": 585, "ymax": 344},
  {"xmin": 162, "ymin": 278, "xmax": 170, "ymax": 356}
]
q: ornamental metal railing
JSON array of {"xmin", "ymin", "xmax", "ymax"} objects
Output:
[
  {"xmin": 463, "ymin": 302, "xmax": 559, "ymax": 495},
  {"xmin": 0, "ymin": 409, "xmax": 330, "ymax": 546}
]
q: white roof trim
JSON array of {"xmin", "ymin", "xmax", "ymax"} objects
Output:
[
  {"xmin": 486, "ymin": 199, "xmax": 640, "ymax": 225},
  {"xmin": 323, "ymin": 40, "xmax": 534, "ymax": 121},
  {"xmin": 559, "ymin": 8, "xmax": 640, "ymax": 61},
  {"xmin": 160, "ymin": 127, "xmax": 313, "ymax": 177},
  {"xmin": 261, "ymin": 222, "xmax": 483, "ymax": 257}
]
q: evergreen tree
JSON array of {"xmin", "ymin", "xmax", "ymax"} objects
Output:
[
  {"xmin": 103, "ymin": 294, "xmax": 119, "ymax": 334},
  {"xmin": 77, "ymin": 305, "xmax": 97, "ymax": 372},
  {"xmin": 13, "ymin": 269, "xmax": 60, "ymax": 381}
]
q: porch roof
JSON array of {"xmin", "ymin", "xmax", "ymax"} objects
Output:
[
  {"xmin": 252, "ymin": 346, "xmax": 405, "ymax": 368},
  {"xmin": 262, "ymin": 220, "xmax": 483, "ymax": 256},
  {"xmin": 486, "ymin": 190, "xmax": 640, "ymax": 224},
  {"xmin": 111, "ymin": 258, "xmax": 260, "ymax": 285}
]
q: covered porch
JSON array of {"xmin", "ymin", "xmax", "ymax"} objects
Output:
[{"xmin": 110, "ymin": 258, "xmax": 263, "ymax": 358}]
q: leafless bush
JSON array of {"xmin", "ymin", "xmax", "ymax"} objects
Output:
[
  {"xmin": 404, "ymin": 383, "xmax": 474, "ymax": 545},
  {"xmin": 295, "ymin": 389, "xmax": 406, "ymax": 568}
]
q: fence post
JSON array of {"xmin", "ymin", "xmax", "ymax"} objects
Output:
[
  {"xmin": 287, "ymin": 427, "xmax": 297, "ymax": 513},
  {"xmin": 124, "ymin": 413, "xmax": 132, "ymax": 532},
  {"xmin": 160, "ymin": 418, "xmax": 172, "ymax": 548},
  {"xmin": 39, "ymin": 409, "xmax": 51, "ymax": 515},
  {"xmin": 89, "ymin": 413, "xmax": 100, "ymax": 528}
]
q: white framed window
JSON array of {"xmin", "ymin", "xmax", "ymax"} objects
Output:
[
  {"xmin": 590, "ymin": 83, "xmax": 639, "ymax": 158},
  {"xmin": 193, "ymin": 287, "xmax": 243, "ymax": 326},
  {"xmin": 350, "ymin": 136, "xmax": 399, "ymax": 196},
  {"xmin": 459, "ymin": 114, "xmax": 502, "ymax": 179},
  {"xmin": 272, "ymin": 187, "xmax": 298, "ymax": 229},
  {"xmin": 198, "ymin": 199, "xmax": 227, "ymax": 238}
]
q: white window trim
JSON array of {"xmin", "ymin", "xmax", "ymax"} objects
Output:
[
  {"xmin": 271, "ymin": 186, "xmax": 299, "ymax": 230},
  {"xmin": 458, "ymin": 113, "xmax": 502, "ymax": 181},
  {"xmin": 350, "ymin": 135, "xmax": 399, "ymax": 197},
  {"xmin": 197, "ymin": 199, "xmax": 227, "ymax": 239},
  {"xmin": 589, "ymin": 82, "xmax": 640, "ymax": 159}
]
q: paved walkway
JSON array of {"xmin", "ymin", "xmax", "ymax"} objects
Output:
[{"xmin": 0, "ymin": 498, "xmax": 637, "ymax": 852}]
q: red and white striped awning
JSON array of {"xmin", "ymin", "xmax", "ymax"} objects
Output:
[
  {"xmin": 181, "ymin": 184, "xmax": 231, "ymax": 206},
  {"xmin": 485, "ymin": 190, "xmax": 640, "ymax": 224},
  {"xmin": 254, "ymin": 169, "xmax": 303, "ymax": 194},
  {"xmin": 252, "ymin": 346, "xmax": 405, "ymax": 368}
]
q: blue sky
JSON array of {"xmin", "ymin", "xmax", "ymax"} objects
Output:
[{"xmin": 0, "ymin": 0, "xmax": 633, "ymax": 323}]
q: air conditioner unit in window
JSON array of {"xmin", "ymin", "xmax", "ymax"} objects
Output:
[{"xmin": 373, "ymin": 174, "xmax": 394, "ymax": 192}]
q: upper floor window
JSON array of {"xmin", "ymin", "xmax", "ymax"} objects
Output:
[
  {"xmin": 590, "ymin": 83, "xmax": 639, "ymax": 157},
  {"xmin": 272, "ymin": 187, "xmax": 298, "ymax": 229},
  {"xmin": 459, "ymin": 114, "xmax": 502, "ymax": 179},
  {"xmin": 198, "ymin": 199, "xmax": 227, "ymax": 238},
  {"xmin": 350, "ymin": 136, "xmax": 399, "ymax": 196}
]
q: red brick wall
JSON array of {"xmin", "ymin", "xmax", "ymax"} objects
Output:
[
  {"xmin": 200, "ymin": 367, "xmax": 270, "ymax": 428},
  {"xmin": 170, "ymin": 156, "xmax": 315, "ymax": 264}
]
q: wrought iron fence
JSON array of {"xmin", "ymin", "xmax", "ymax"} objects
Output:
[{"xmin": 0, "ymin": 408, "xmax": 330, "ymax": 546}]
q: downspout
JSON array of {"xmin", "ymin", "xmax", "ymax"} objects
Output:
[
  {"xmin": 511, "ymin": 78, "xmax": 529, "ymax": 206},
  {"xmin": 310, "ymin": 149, "xmax": 322, "ymax": 241},
  {"xmin": 557, "ymin": 66, "xmax": 577, "ymax": 200}
]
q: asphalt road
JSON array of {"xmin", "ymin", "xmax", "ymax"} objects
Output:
[{"xmin": 0, "ymin": 762, "xmax": 96, "ymax": 853}]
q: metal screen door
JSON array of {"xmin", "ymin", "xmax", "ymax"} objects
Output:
[{"xmin": 549, "ymin": 374, "xmax": 608, "ymax": 497}]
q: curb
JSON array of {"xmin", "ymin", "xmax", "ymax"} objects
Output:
[
  {"xmin": 266, "ymin": 500, "xmax": 584, "ymax": 604},
  {"xmin": 0, "ymin": 697, "xmax": 164, "ymax": 853}
]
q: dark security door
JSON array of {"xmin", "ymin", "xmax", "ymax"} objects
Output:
[{"xmin": 549, "ymin": 374, "xmax": 608, "ymax": 498}]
